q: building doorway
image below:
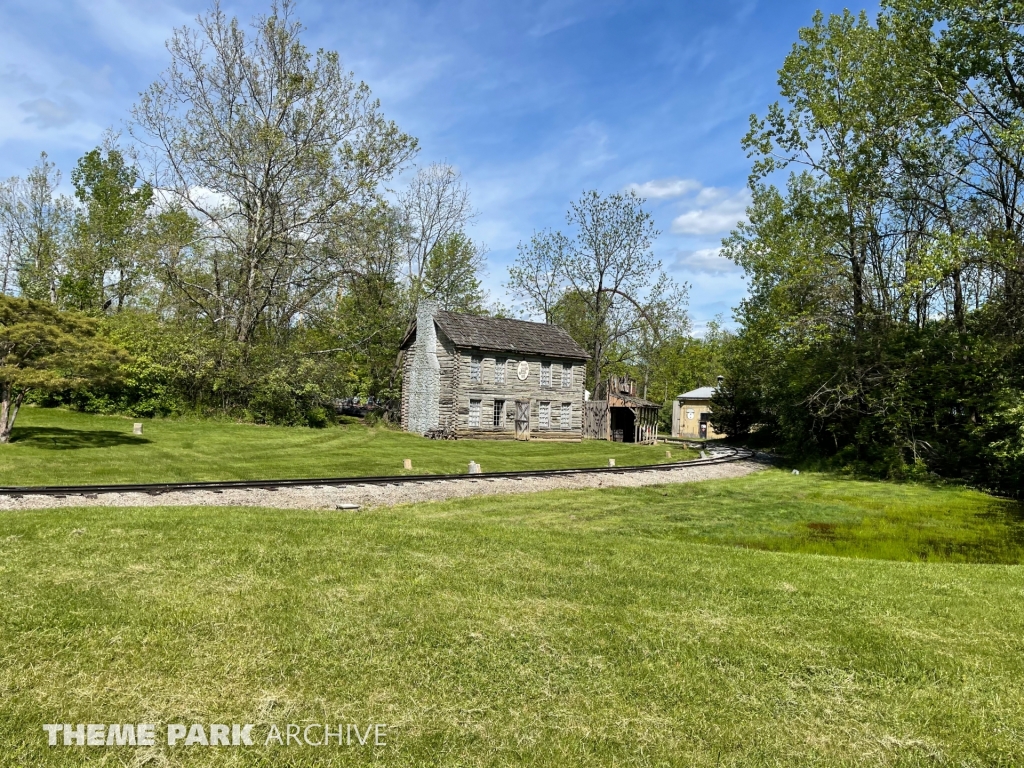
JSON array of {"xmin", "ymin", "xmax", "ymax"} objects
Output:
[
  {"xmin": 515, "ymin": 400, "xmax": 530, "ymax": 440},
  {"xmin": 609, "ymin": 407, "xmax": 636, "ymax": 442}
]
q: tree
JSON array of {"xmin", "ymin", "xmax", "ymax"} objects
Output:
[
  {"xmin": 130, "ymin": 0, "xmax": 417, "ymax": 345},
  {"xmin": 399, "ymin": 163, "xmax": 475, "ymax": 306},
  {"xmin": 509, "ymin": 190, "xmax": 682, "ymax": 390},
  {"xmin": 68, "ymin": 147, "xmax": 154, "ymax": 312},
  {"xmin": 0, "ymin": 297, "xmax": 126, "ymax": 443},
  {"xmin": 420, "ymin": 232, "xmax": 486, "ymax": 313},
  {"xmin": 888, "ymin": 0, "xmax": 1024, "ymax": 334},
  {"xmin": 506, "ymin": 230, "xmax": 566, "ymax": 323},
  {"xmin": 328, "ymin": 203, "xmax": 410, "ymax": 403},
  {"xmin": 0, "ymin": 154, "xmax": 73, "ymax": 305},
  {"xmin": 721, "ymin": 3, "xmax": 1024, "ymax": 493}
]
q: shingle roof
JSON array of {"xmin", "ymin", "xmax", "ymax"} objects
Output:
[
  {"xmin": 610, "ymin": 393, "xmax": 663, "ymax": 410},
  {"xmin": 407, "ymin": 311, "xmax": 590, "ymax": 360},
  {"xmin": 678, "ymin": 386, "xmax": 717, "ymax": 400}
]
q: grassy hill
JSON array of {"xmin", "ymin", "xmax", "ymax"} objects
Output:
[
  {"xmin": 0, "ymin": 407, "xmax": 691, "ymax": 486},
  {"xmin": 1, "ymin": 471, "xmax": 1022, "ymax": 766}
]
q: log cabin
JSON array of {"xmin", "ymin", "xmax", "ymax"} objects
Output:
[{"xmin": 400, "ymin": 301, "xmax": 590, "ymax": 440}]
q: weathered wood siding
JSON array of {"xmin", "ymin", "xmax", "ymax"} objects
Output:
[
  {"xmin": 453, "ymin": 353, "xmax": 586, "ymax": 440},
  {"xmin": 583, "ymin": 401, "xmax": 609, "ymax": 440}
]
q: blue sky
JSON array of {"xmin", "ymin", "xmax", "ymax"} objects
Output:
[{"xmin": 0, "ymin": 0, "xmax": 861, "ymax": 333}]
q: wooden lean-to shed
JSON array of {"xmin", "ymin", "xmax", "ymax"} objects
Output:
[
  {"xmin": 400, "ymin": 301, "xmax": 590, "ymax": 440},
  {"xmin": 583, "ymin": 375, "xmax": 661, "ymax": 444}
]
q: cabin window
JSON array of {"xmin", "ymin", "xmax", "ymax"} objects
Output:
[
  {"xmin": 538, "ymin": 401, "xmax": 551, "ymax": 429},
  {"xmin": 470, "ymin": 356, "xmax": 481, "ymax": 383},
  {"xmin": 493, "ymin": 400, "xmax": 505, "ymax": 427},
  {"xmin": 468, "ymin": 399, "xmax": 481, "ymax": 427},
  {"xmin": 561, "ymin": 364, "xmax": 572, "ymax": 387},
  {"xmin": 495, "ymin": 358, "xmax": 506, "ymax": 384},
  {"xmin": 540, "ymin": 361, "xmax": 552, "ymax": 387},
  {"xmin": 560, "ymin": 402, "xmax": 571, "ymax": 430}
]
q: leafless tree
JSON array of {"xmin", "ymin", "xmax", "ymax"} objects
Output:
[
  {"xmin": 508, "ymin": 190, "xmax": 679, "ymax": 389},
  {"xmin": 506, "ymin": 229, "xmax": 566, "ymax": 323},
  {"xmin": 0, "ymin": 155, "xmax": 73, "ymax": 304},
  {"xmin": 398, "ymin": 163, "xmax": 474, "ymax": 301}
]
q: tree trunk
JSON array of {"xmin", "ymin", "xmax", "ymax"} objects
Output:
[
  {"xmin": 952, "ymin": 268, "xmax": 965, "ymax": 333},
  {"xmin": 0, "ymin": 387, "xmax": 24, "ymax": 444},
  {"xmin": 851, "ymin": 241, "xmax": 866, "ymax": 336}
]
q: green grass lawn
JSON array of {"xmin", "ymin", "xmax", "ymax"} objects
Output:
[
  {"xmin": 1, "ymin": 471, "xmax": 1023, "ymax": 766},
  {"xmin": 596, "ymin": 470, "xmax": 1024, "ymax": 564},
  {"xmin": 0, "ymin": 407, "xmax": 691, "ymax": 486}
]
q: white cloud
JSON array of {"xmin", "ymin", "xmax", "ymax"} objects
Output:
[
  {"xmin": 671, "ymin": 187, "xmax": 750, "ymax": 235},
  {"xmin": 190, "ymin": 186, "xmax": 232, "ymax": 211},
  {"xmin": 625, "ymin": 178, "xmax": 749, "ymax": 234},
  {"xmin": 675, "ymin": 247, "xmax": 742, "ymax": 275},
  {"xmin": 626, "ymin": 177, "xmax": 701, "ymax": 199},
  {"xmin": 19, "ymin": 97, "xmax": 80, "ymax": 129}
]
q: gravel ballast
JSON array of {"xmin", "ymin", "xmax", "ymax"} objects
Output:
[{"xmin": 0, "ymin": 460, "xmax": 763, "ymax": 512}]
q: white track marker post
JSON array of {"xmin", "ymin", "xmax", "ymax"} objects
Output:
[
  {"xmin": 133, "ymin": 423, "xmax": 143, "ymax": 435},
  {"xmin": 403, "ymin": 459, "xmax": 412, "ymax": 470},
  {"xmin": 665, "ymin": 450, "xmax": 672, "ymax": 458},
  {"xmin": 608, "ymin": 458, "xmax": 615, "ymax": 467},
  {"xmin": 468, "ymin": 462, "xmax": 481, "ymax": 474}
]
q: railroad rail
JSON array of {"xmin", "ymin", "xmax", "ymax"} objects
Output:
[{"xmin": 0, "ymin": 447, "xmax": 754, "ymax": 498}]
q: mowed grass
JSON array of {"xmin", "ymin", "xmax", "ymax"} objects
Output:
[
  {"xmin": 1, "ymin": 472, "xmax": 1023, "ymax": 766},
  {"xmin": 603, "ymin": 470, "xmax": 1024, "ymax": 564},
  {"xmin": 0, "ymin": 407, "xmax": 690, "ymax": 486}
]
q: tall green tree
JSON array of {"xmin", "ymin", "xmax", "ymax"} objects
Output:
[
  {"xmin": 722, "ymin": 3, "xmax": 1024, "ymax": 493},
  {"xmin": 328, "ymin": 204, "xmax": 410, "ymax": 403},
  {"xmin": 420, "ymin": 232, "xmax": 486, "ymax": 314},
  {"xmin": 507, "ymin": 230, "xmax": 566, "ymax": 323},
  {"xmin": 68, "ymin": 147, "xmax": 154, "ymax": 312}
]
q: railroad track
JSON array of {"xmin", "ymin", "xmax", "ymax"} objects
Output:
[{"xmin": 0, "ymin": 447, "xmax": 754, "ymax": 498}]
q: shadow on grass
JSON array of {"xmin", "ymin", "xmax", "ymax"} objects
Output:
[
  {"xmin": 11, "ymin": 427, "xmax": 151, "ymax": 450},
  {"xmin": 731, "ymin": 514, "xmax": 1024, "ymax": 564}
]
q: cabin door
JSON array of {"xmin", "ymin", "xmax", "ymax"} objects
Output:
[{"xmin": 514, "ymin": 400, "xmax": 530, "ymax": 440}]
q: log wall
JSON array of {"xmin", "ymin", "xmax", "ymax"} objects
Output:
[{"xmin": 453, "ymin": 352, "xmax": 587, "ymax": 440}]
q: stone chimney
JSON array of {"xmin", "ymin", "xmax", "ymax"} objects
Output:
[{"xmin": 407, "ymin": 300, "xmax": 441, "ymax": 434}]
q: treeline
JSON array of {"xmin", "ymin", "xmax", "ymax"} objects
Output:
[
  {"xmin": 0, "ymin": 3, "xmax": 489, "ymax": 426},
  {"xmin": 714, "ymin": 0, "xmax": 1024, "ymax": 495}
]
